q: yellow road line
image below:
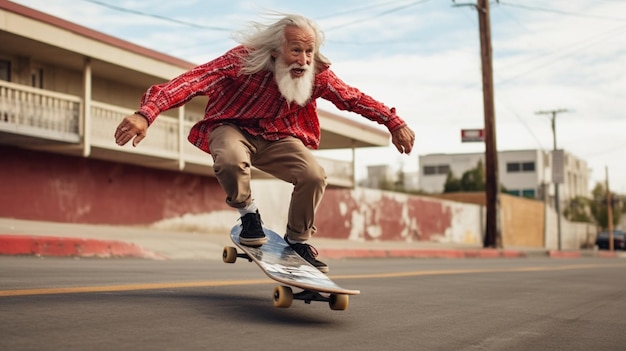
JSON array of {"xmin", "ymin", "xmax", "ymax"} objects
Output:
[
  {"xmin": 1, "ymin": 262, "xmax": 624, "ymax": 297},
  {"xmin": 0, "ymin": 279, "xmax": 272, "ymax": 297}
]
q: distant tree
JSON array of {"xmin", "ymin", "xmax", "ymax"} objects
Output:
[
  {"xmin": 443, "ymin": 160, "xmax": 510, "ymax": 194},
  {"xmin": 394, "ymin": 165, "xmax": 406, "ymax": 192},
  {"xmin": 589, "ymin": 182, "xmax": 622, "ymax": 229},
  {"xmin": 460, "ymin": 160, "xmax": 485, "ymax": 191},
  {"xmin": 563, "ymin": 196, "xmax": 593, "ymax": 223},
  {"xmin": 443, "ymin": 171, "xmax": 462, "ymax": 192}
]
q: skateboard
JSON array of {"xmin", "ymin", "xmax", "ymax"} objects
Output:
[{"xmin": 223, "ymin": 225, "xmax": 360, "ymax": 310}]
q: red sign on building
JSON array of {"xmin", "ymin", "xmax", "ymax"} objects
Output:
[{"xmin": 461, "ymin": 129, "xmax": 484, "ymax": 142}]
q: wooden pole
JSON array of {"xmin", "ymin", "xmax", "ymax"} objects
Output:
[
  {"xmin": 477, "ymin": 0, "xmax": 500, "ymax": 248},
  {"xmin": 606, "ymin": 166, "xmax": 614, "ymax": 251}
]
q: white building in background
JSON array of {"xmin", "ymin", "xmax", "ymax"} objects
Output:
[
  {"xmin": 362, "ymin": 164, "xmax": 396, "ymax": 189},
  {"xmin": 418, "ymin": 149, "xmax": 590, "ymax": 203}
]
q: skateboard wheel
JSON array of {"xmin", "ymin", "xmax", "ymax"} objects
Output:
[
  {"xmin": 222, "ymin": 246, "xmax": 238, "ymax": 263},
  {"xmin": 329, "ymin": 294, "xmax": 349, "ymax": 311},
  {"xmin": 273, "ymin": 285, "xmax": 293, "ymax": 308}
]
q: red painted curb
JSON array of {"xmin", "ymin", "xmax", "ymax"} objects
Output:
[{"xmin": 0, "ymin": 235, "xmax": 164, "ymax": 259}]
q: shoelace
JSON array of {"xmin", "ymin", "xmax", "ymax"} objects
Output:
[
  {"xmin": 241, "ymin": 213, "xmax": 262, "ymax": 229},
  {"xmin": 308, "ymin": 244, "xmax": 319, "ymax": 258}
]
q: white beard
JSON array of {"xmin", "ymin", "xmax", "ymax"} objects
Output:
[{"xmin": 274, "ymin": 59, "xmax": 314, "ymax": 106}]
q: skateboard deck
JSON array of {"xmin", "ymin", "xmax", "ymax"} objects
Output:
[{"xmin": 223, "ymin": 225, "xmax": 360, "ymax": 310}]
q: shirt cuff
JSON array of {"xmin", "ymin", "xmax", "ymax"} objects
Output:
[
  {"xmin": 135, "ymin": 103, "xmax": 161, "ymax": 125},
  {"xmin": 385, "ymin": 107, "xmax": 407, "ymax": 132}
]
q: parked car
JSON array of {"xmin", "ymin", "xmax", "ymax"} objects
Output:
[{"xmin": 595, "ymin": 230, "xmax": 625, "ymax": 250}]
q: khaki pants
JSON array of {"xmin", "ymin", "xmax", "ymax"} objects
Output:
[{"xmin": 208, "ymin": 124, "xmax": 327, "ymax": 241}]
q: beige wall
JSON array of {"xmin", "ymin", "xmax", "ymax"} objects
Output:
[
  {"xmin": 500, "ymin": 194, "xmax": 544, "ymax": 248},
  {"xmin": 432, "ymin": 192, "xmax": 545, "ymax": 248}
]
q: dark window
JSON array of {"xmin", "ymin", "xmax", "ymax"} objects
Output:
[
  {"xmin": 423, "ymin": 164, "xmax": 450, "ymax": 176},
  {"xmin": 0, "ymin": 60, "xmax": 10, "ymax": 81},
  {"xmin": 507, "ymin": 161, "xmax": 535, "ymax": 173},
  {"xmin": 507, "ymin": 163, "xmax": 520, "ymax": 172},
  {"xmin": 522, "ymin": 162, "xmax": 535, "ymax": 171},
  {"xmin": 31, "ymin": 68, "xmax": 43, "ymax": 88}
]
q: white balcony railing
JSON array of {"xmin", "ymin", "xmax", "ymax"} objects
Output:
[
  {"xmin": 0, "ymin": 81, "xmax": 354, "ymax": 186},
  {"xmin": 0, "ymin": 80, "xmax": 80, "ymax": 142}
]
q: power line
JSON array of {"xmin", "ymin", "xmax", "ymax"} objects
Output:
[
  {"xmin": 80, "ymin": 0, "xmax": 232, "ymax": 31},
  {"xmin": 499, "ymin": 1, "xmax": 626, "ymax": 22},
  {"xmin": 315, "ymin": 0, "xmax": 416, "ymax": 20},
  {"xmin": 496, "ymin": 23, "xmax": 626, "ymax": 85},
  {"xmin": 324, "ymin": 0, "xmax": 432, "ymax": 32}
]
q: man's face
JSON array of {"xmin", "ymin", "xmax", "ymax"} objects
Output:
[
  {"xmin": 274, "ymin": 26, "xmax": 316, "ymax": 79},
  {"xmin": 272, "ymin": 25, "xmax": 316, "ymax": 106}
]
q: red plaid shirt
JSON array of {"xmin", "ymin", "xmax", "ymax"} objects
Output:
[{"xmin": 137, "ymin": 46, "xmax": 406, "ymax": 153}]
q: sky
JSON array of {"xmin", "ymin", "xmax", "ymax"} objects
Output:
[{"xmin": 10, "ymin": 0, "xmax": 626, "ymax": 193}]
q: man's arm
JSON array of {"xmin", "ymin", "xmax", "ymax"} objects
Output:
[
  {"xmin": 320, "ymin": 69, "xmax": 415, "ymax": 154},
  {"xmin": 113, "ymin": 46, "xmax": 243, "ymax": 147}
]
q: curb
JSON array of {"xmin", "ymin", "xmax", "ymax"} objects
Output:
[{"xmin": 0, "ymin": 235, "xmax": 165, "ymax": 259}]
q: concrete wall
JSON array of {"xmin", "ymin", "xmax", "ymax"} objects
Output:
[
  {"xmin": 0, "ymin": 146, "xmax": 232, "ymax": 225},
  {"xmin": 5, "ymin": 145, "xmax": 595, "ymax": 248},
  {"xmin": 0, "ymin": 145, "xmax": 484, "ymax": 245},
  {"xmin": 544, "ymin": 208, "xmax": 597, "ymax": 250},
  {"xmin": 251, "ymin": 182, "xmax": 483, "ymax": 244},
  {"xmin": 434, "ymin": 192, "xmax": 596, "ymax": 249}
]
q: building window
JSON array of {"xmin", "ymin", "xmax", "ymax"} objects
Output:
[
  {"xmin": 506, "ymin": 189, "xmax": 536, "ymax": 198},
  {"xmin": 0, "ymin": 60, "xmax": 10, "ymax": 81},
  {"xmin": 506, "ymin": 163, "xmax": 520, "ymax": 172},
  {"xmin": 423, "ymin": 164, "xmax": 450, "ymax": 176},
  {"xmin": 522, "ymin": 162, "xmax": 535, "ymax": 171},
  {"xmin": 507, "ymin": 161, "xmax": 535, "ymax": 173},
  {"xmin": 31, "ymin": 68, "xmax": 43, "ymax": 88}
]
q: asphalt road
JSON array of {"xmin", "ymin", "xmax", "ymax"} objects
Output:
[{"xmin": 1, "ymin": 256, "xmax": 625, "ymax": 351}]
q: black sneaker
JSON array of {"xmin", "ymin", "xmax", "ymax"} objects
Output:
[
  {"xmin": 284, "ymin": 235, "xmax": 329, "ymax": 273},
  {"xmin": 239, "ymin": 211, "xmax": 267, "ymax": 247}
]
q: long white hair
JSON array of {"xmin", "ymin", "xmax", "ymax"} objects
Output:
[{"xmin": 234, "ymin": 13, "xmax": 331, "ymax": 75}]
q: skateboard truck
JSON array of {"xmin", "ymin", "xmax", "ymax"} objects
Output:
[
  {"xmin": 223, "ymin": 248, "xmax": 253, "ymax": 262},
  {"xmin": 273, "ymin": 285, "xmax": 349, "ymax": 310}
]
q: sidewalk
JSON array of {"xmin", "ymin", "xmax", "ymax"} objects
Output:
[{"xmin": 0, "ymin": 218, "xmax": 623, "ymax": 260}]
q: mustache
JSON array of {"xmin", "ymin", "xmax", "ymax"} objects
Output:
[{"xmin": 287, "ymin": 63, "xmax": 310, "ymax": 71}]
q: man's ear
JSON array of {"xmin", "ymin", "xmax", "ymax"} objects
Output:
[{"xmin": 271, "ymin": 49, "xmax": 279, "ymax": 59}]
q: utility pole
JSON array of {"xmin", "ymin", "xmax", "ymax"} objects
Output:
[
  {"xmin": 606, "ymin": 166, "xmax": 614, "ymax": 251},
  {"xmin": 477, "ymin": 0, "xmax": 500, "ymax": 248},
  {"xmin": 452, "ymin": 0, "xmax": 500, "ymax": 248},
  {"xmin": 536, "ymin": 109, "xmax": 568, "ymax": 250}
]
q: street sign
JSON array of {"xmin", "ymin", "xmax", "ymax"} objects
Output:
[
  {"xmin": 461, "ymin": 129, "xmax": 484, "ymax": 142},
  {"xmin": 552, "ymin": 149, "xmax": 564, "ymax": 184}
]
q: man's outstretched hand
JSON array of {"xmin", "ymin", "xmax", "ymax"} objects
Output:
[
  {"xmin": 114, "ymin": 113, "xmax": 148, "ymax": 147},
  {"xmin": 391, "ymin": 125, "xmax": 415, "ymax": 154}
]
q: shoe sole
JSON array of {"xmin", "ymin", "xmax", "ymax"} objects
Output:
[{"xmin": 239, "ymin": 236, "xmax": 268, "ymax": 247}]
